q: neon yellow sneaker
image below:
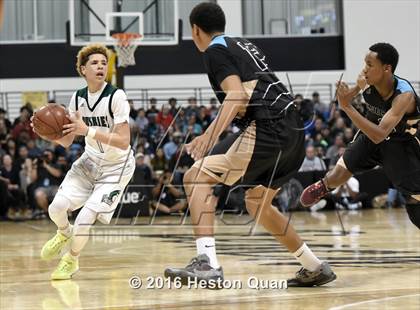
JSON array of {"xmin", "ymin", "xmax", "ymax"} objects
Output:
[
  {"xmin": 51, "ymin": 253, "xmax": 79, "ymax": 280},
  {"xmin": 40, "ymin": 228, "xmax": 72, "ymax": 261}
]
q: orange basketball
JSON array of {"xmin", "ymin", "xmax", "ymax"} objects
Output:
[{"xmin": 32, "ymin": 104, "xmax": 71, "ymax": 140}]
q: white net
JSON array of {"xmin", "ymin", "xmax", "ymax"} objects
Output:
[
  {"xmin": 112, "ymin": 33, "xmax": 141, "ymax": 68},
  {"xmin": 114, "ymin": 44, "xmax": 138, "ymax": 67}
]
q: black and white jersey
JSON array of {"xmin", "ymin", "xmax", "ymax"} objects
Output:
[
  {"xmin": 69, "ymin": 82, "xmax": 131, "ymax": 163},
  {"xmin": 203, "ymin": 35, "xmax": 293, "ymax": 121}
]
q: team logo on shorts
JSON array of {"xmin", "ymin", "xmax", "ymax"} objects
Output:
[{"xmin": 101, "ymin": 190, "xmax": 121, "ymax": 206}]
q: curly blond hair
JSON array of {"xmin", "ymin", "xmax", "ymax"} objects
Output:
[{"xmin": 76, "ymin": 44, "xmax": 109, "ymax": 77}]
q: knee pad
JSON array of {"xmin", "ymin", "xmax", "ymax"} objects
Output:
[
  {"xmin": 405, "ymin": 203, "xmax": 420, "ymax": 230},
  {"xmin": 48, "ymin": 195, "xmax": 72, "ymax": 216}
]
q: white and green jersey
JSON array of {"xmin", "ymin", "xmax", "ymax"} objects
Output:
[{"xmin": 68, "ymin": 82, "xmax": 132, "ymax": 164}]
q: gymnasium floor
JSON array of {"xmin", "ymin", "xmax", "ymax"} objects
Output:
[{"xmin": 1, "ymin": 208, "xmax": 419, "ymax": 309}]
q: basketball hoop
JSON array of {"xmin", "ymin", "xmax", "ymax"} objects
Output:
[{"xmin": 111, "ymin": 33, "xmax": 142, "ymax": 68}]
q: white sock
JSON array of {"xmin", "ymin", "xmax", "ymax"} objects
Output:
[
  {"xmin": 196, "ymin": 237, "xmax": 220, "ymax": 269},
  {"xmin": 58, "ymin": 224, "xmax": 73, "ymax": 238},
  {"xmin": 49, "ymin": 195, "xmax": 73, "ymax": 231},
  {"xmin": 292, "ymin": 243, "xmax": 322, "ymax": 272}
]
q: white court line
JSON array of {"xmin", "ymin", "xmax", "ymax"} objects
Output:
[{"xmin": 329, "ymin": 293, "xmax": 420, "ymax": 310}]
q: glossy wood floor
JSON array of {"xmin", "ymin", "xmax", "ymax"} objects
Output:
[{"xmin": 1, "ymin": 208, "xmax": 419, "ymax": 310}]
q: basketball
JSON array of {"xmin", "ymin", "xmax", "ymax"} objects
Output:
[{"xmin": 32, "ymin": 104, "xmax": 71, "ymax": 140}]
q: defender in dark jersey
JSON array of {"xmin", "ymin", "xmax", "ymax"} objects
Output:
[
  {"xmin": 300, "ymin": 43, "xmax": 420, "ymax": 229},
  {"xmin": 164, "ymin": 2, "xmax": 336, "ymax": 288}
]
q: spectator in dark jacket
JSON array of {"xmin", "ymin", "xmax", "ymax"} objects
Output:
[{"xmin": 0, "ymin": 154, "xmax": 27, "ymax": 219}]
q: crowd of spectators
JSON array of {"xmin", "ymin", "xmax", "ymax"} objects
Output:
[{"xmin": 0, "ymin": 91, "xmax": 370, "ymax": 221}]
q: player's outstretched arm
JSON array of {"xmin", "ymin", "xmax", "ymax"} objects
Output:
[
  {"xmin": 337, "ymin": 82, "xmax": 416, "ymax": 144},
  {"xmin": 186, "ymin": 75, "xmax": 249, "ymax": 160}
]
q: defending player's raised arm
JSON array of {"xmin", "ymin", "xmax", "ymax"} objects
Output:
[
  {"xmin": 338, "ymin": 82, "xmax": 416, "ymax": 144},
  {"xmin": 375, "ymin": 92, "xmax": 416, "ymax": 140}
]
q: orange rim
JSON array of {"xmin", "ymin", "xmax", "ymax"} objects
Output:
[{"xmin": 111, "ymin": 33, "xmax": 142, "ymax": 46}]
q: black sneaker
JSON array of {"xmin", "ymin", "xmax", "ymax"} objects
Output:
[
  {"xmin": 164, "ymin": 254, "xmax": 224, "ymax": 288},
  {"xmin": 287, "ymin": 262, "xmax": 337, "ymax": 287}
]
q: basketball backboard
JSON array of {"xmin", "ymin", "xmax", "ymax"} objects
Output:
[{"xmin": 69, "ymin": 0, "xmax": 179, "ymax": 46}]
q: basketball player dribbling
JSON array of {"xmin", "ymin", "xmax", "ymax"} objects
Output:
[
  {"xmin": 301, "ymin": 43, "xmax": 420, "ymax": 229},
  {"xmin": 33, "ymin": 44, "xmax": 135, "ymax": 280},
  {"xmin": 164, "ymin": 2, "xmax": 336, "ymax": 287}
]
